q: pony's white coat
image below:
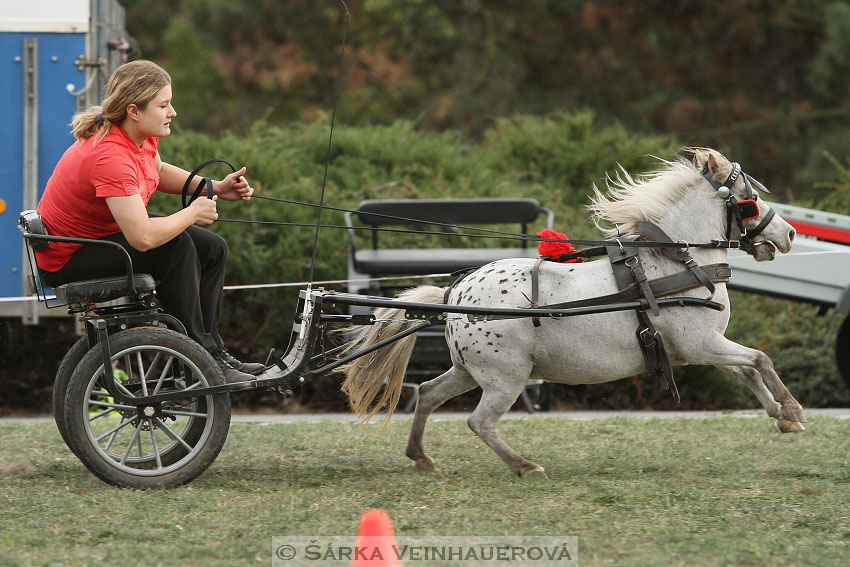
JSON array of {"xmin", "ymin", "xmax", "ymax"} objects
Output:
[{"xmin": 341, "ymin": 150, "xmax": 803, "ymax": 478}]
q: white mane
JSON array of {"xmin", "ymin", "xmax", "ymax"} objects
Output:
[{"xmin": 588, "ymin": 156, "xmax": 705, "ymax": 237}]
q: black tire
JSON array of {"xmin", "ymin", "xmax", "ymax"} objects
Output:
[
  {"xmin": 64, "ymin": 328, "xmax": 231, "ymax": 489},
  {"xmin": 836, "ymin": 316, "xmax": 850, "ymax": 392},
  {"xmin": 54, "ymin": 327, "xmax": 209, "ymax": 467},
  {"xmin": 53, "ymin": 335, "xmax": 90, "ymax": 451}
]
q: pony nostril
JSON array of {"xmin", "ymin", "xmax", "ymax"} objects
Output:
[{"xmin": 788, "ymin": 228, "xmax": 796, "ymax": 243}]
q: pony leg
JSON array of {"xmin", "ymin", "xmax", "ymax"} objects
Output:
[
  {"xmin": 719, "ymin": 365, "xmax": 781, "ymax": 418},
  {"xmin": 405, "ymin": 366, "xmax": 478, "ymax": 471},
  {"xmin": 467, "ymin": 376, "xmax": 546, "ymax": 478},
  {"xmin": 701, "ymin": 334, "xmax": 805, "ymax": 432}
]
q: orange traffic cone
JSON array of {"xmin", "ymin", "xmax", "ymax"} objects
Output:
[{"xmin": 352, "ymin": 509, "xmax": 402, "ymax": 567}]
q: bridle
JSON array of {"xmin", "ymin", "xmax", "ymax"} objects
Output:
[{"xmin": 700, "ymin": 161, "xmax": 776, "ymax": 247}]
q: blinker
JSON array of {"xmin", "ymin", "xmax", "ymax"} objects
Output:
[
  {"xmin": 744, "ymin": 174, "xmax": 771, "ymax": 194},
  {"xmin": 737, "ymin": 199, "xmax": 759, "ymax": 221}
]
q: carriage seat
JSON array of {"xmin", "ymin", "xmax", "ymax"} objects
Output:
[
  {"xmin": 54, "ymin": 274, "xmax": 156, "ymax": 304},
  {"xmin": 345, "ymin": 198, "xmax": 554, "ymax": 291},
  {"xmin": 19, "ymin": 209, "xmax": 155, "ymax": 305}
]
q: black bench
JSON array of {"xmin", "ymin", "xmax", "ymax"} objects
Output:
[
  {"xmin": 344, "ymin": 198, "xmax": 554, "ymax": 412},
  {"xmin": 345, "ymin": 198, "xmax": 554, "ymax": 294}
]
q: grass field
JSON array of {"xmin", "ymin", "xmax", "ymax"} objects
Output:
[{"xmin": 1, "ymin": 416, "xmax": 848, "ymax": 566}]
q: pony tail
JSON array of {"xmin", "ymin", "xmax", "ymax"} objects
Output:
[
  {"xmin": 338, "ymin": 285, "xmax": 447, "ymax": 426},
  {"xmin": 71, "ymin": 106, "xmax": 107, "ymax": 141}
]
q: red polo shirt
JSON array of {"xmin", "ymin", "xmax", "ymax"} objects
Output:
[{"xmin": 36, "ymin": 126, "xmax": 160, "ymax": 272}]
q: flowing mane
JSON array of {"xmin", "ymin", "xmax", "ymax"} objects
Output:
[{"xmin": 588, "ymin": 155, "xmax": 705, "ymax": 237}]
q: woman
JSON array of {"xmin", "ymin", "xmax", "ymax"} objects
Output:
[{"xmin": 36, "ymin": 60, "xmax": 263, "ymax": 383}]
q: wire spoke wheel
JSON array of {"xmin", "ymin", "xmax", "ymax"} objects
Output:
[
  {"xmin": 53, "ymin": 335, "xmax": 90, "ymax": 454},
  {"xmin": 64, "ymin": 328, "xmax": 230, "ymax": 488}
]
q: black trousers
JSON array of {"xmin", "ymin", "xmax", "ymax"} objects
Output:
[{"xmin": 40, "ymin": 225, "xmax": 228, "ymax": 353}]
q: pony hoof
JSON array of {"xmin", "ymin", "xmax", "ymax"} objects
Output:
[
  {"xmin": 777, "ymin": 419, "xmax": 806, "ymax": 433},
  {"xmin": 779, "ymin": 408, "xmax": 806, "ymax": 423},
  {"xmin": 413, "ymin": 457, "xmax": 435, "ymax": 471},
  {"xmin": 789, "ymin": 409, "xmax": 807, "ymax": 423},
  {"xmin": 519, "ymin": 466, "xmax": 547, "ymax": 479}
]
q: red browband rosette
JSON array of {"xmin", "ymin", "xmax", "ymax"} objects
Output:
[{"xmin": 537, "ymin": 229, "xmax": 582, "ymax": 263}]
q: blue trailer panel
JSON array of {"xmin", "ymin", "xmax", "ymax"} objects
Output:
[{"xmin": 0, "ymin": 32, "xmax": 84, "ymax": 299}]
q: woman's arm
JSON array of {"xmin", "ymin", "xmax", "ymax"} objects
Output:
[
  {"xmin": 105, "ymin": 193, "xmax": 218, "ymax": 252},
  {"xmin": 157, "ymin": 155, "xmax": 254, "ymax": 201}
]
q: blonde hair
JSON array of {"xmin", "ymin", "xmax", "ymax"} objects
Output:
[{"xmin": 71, "ymin": 60, "xmax": 172, "ymax": 142}]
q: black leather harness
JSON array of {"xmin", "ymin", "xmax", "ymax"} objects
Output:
[
  {"xmin": 443, "ymin": 222, "xmax": 736, "ymax": 403},
  {"xmin": 530, "ymin": 221, "xmax": 732, "ymax": 403}
]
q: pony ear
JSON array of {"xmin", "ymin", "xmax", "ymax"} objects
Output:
[{"xmin": 706, "ymin": 153, "xmax": 731, "ymax": 183}]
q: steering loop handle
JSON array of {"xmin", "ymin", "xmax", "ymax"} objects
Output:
[{"xmin": 181, "ymin": 158, "xmax": 238, "ymax": 208}]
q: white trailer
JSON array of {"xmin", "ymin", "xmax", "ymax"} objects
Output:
[{"xmin": 728, "ymin": 202, "xmax": 850, "ymax": 387}]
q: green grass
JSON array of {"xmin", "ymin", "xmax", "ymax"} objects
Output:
[{"xmin": 1, "ymin": 416, "xmax": 849, "ymax": 566}]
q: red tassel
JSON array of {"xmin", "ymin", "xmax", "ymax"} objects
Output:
[{"xmin": 537, "ymin": 229, "xmax": 582, "ymax": 263}]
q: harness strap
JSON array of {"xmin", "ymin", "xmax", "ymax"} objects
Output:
[
  {"xmin": 602, "ymin": 241, "xmax": 678, "ymax": 401},
  {"xmin": 530, "ymin": 258, "xmax": 545, "ymax": 327},
  {"xmin": 603, "ymin": 242, "xmax": 660, "ymax": 315},
  {"xmin": 537, "ymin": 263, "xmax": 731, "ymax": 311},
  {"xmin": 634, "ymin": 222, "xmax": 717, "ymax": 301},
  {"xmin": 442, "ymin": 267, "xmax": 479, "ymax": 304},
  {"xmin": 746, "ymin": 207, "xmax": 775, "ymax": 239},
  {"xmin": 635, "ymin": 310, "xmax": 679, "ymax": 403},
  {"xmin": 627, "ymin": 255, "xmax": 660, "ymax": 316}
]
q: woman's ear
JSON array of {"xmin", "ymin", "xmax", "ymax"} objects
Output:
[{"xmin": 125, "ymin": 103, "xmax": 139, "ymax": 122}]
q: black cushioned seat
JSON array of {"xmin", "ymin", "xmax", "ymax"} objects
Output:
[
  {"xmin": 55, "ymin": 274, "xmax": 156, "ymax": 304},
  {"xmin": 353, "ymin": 247, "xmax": 541, "ymax": 275},
  {"xmin": 355, "ymin": 198, "xmax": 545, "ymax": 226}
]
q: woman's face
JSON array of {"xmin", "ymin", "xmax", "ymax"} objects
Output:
[{"xmin": 136, "ymin": 85, "xmax": 176, "ymax": 138}]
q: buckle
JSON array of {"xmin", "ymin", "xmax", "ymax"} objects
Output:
[
  {"xmin": 638, "ymin": 327, "xmax": 656, "ymax": 346},
  {"xmin": 624, "ymin": 256, "xmax": 639, "ymax": 268}
]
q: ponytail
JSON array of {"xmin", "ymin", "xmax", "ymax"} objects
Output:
[{"xmin": 71, "ymin": 106, "xmax": 111, "ymax": 141}]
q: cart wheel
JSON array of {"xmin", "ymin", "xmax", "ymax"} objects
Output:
[
  {"xmin": 53, "ymin": 335, "xmax": 89, "ymax": 452},
  {"xmin": 63, "ymin": 328, "xmax": 231, "ymax": 488},
  {"xmin": 836, "ymin": 316, "xmax": 850, "ymax": 392},
  {"xmin": 53, "ymin": 326, "xmax": 207, "ymax": 464}
]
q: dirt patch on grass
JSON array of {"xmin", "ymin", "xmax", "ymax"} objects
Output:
[{"xmin": 0, "ymin": 462, "xmax": 36, "ymax": 477}]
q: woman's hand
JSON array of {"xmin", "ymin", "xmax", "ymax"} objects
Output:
[
  {"xmin": 215, "ymin": 166, "xmax": 254, "ymax": 201},
  {"xmin": 189, "ymin": 195, "xmax": 219, "ymax": 226}
]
